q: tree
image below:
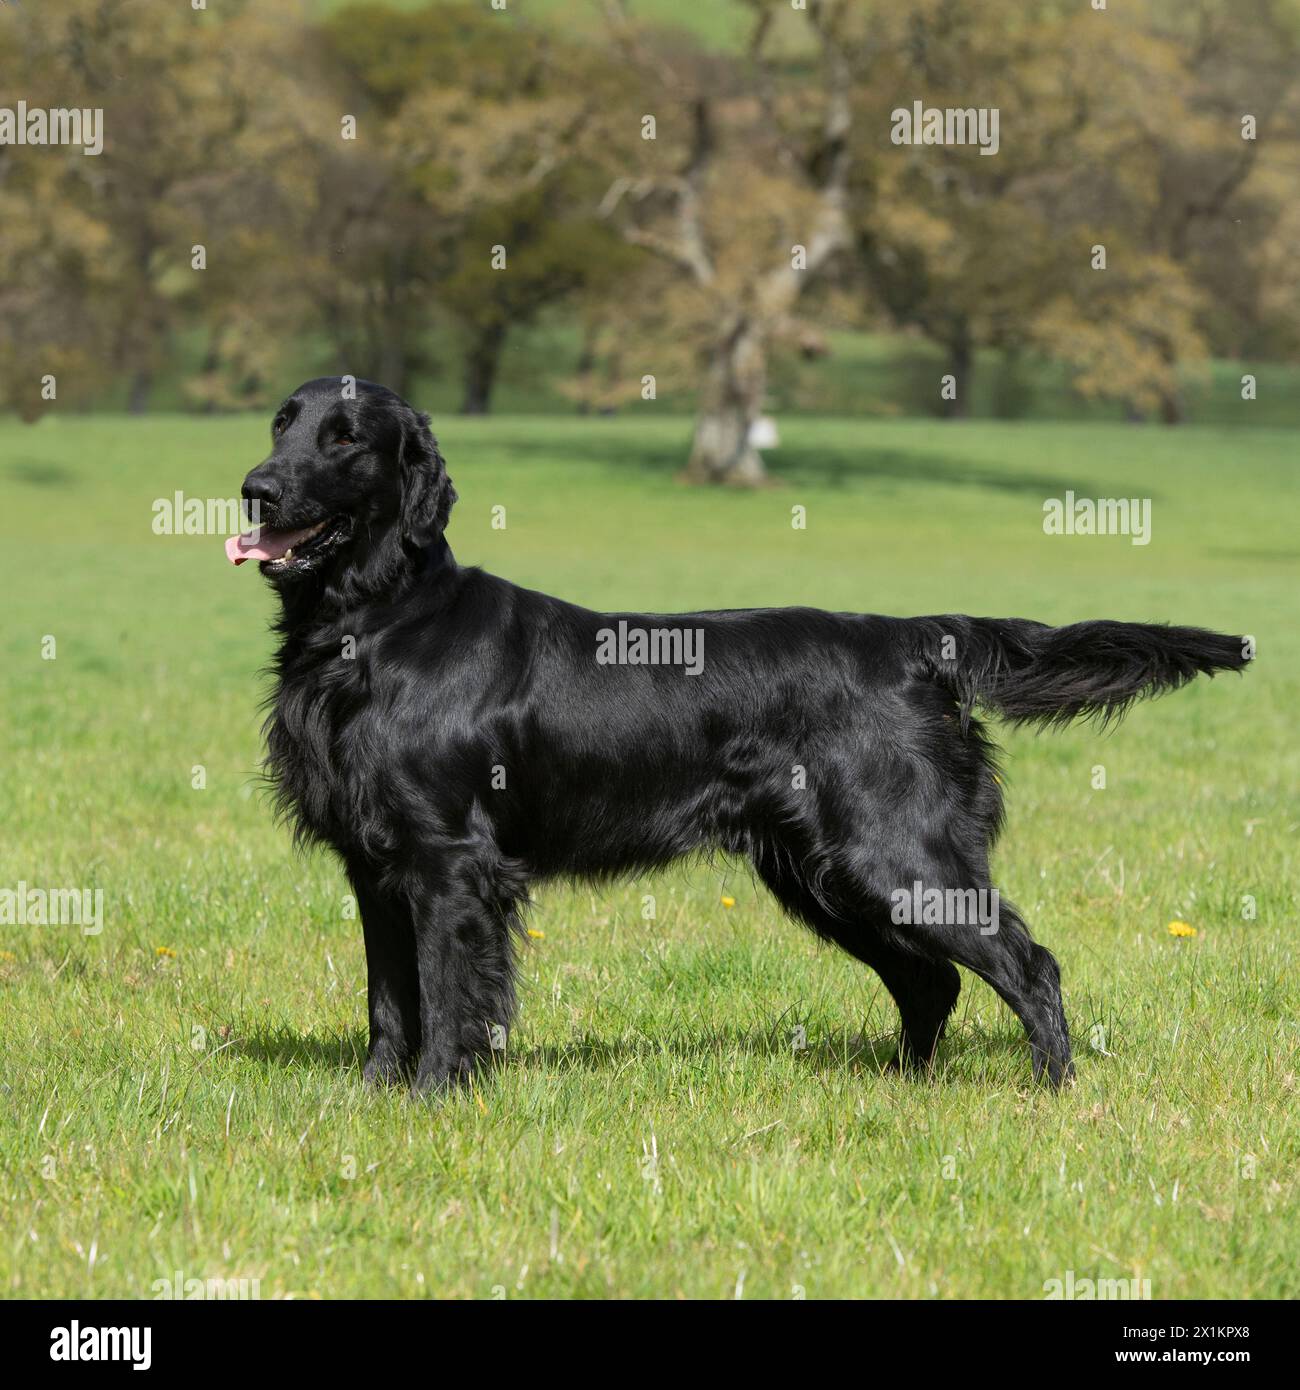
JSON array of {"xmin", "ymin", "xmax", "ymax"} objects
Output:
[
  {"xmin": 440, "ymin": 185, "xmax": 629, "ymax": 415},
  {"xmin": 317, "ymin": 3, "xmax": 616, "ymax": 409},
  {"xmin": 849, "ymin": 0, "xmax": 1300, "ymax": 423},
  {"xmin": 848, "ymin": 1, "xmax": 1099, "ymax": 418},
  {"xmin": 1071, "ymin": 0, "xmax": 1300, "ymax": 419},
  {"xmin": 597, "ymin": 0, "xmax": 864, "ymax": 484},
  {"xmin": 0, "ymin": 0, "xmax": 323, "ymax": 416}
]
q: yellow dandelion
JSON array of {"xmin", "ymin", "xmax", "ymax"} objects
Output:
[
  {"xmin": 1166, "ymin": 921, "xmax": 1197, "ymax": 938},
  {"xmin": 155, "ymin": 945, "xmax": 177, "ymax": 957},
  {"xmin": 0, "ymin": 951, "xmax": 16, "ymax": 963},
  {"xmin": 526, "ymin": 928, "xmax": 545, "ymax": 939},
  {"xmin": 721, "ymin": 895, "xmax": 735, "ymax": 908}
]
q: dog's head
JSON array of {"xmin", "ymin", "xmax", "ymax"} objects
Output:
[{"xmin": 227, "ymin": 378, "xmax": 455, "ymax": 586}]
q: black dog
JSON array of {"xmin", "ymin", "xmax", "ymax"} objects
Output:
[{"xmin": 229, "ymin": 378, "xmax": 1248, "ymax": 1094}]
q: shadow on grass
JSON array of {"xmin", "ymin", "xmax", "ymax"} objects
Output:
[
  {"xmin": 514, "ymin": 1023, "xmax": 1062, "ymax": 1085},
  {"xmin": 234, "ymin": 1025, "xmax": 366, "ymax": 1071},
  {"xmin": 495, "ymin": 433, "xmax": 1110, "ymax": 498},
  {"xmin": 764, "ymin": 445, "xmax": 1104, "ymax": 497},
  {"xmin": 1208, "ymin": 547, "xmax": 1299, "ymax": 564},
  {"xmin": 5, "ymin": 459, "xmax": 79, "ymax": 488},
  {"xmin": 232, "ymin": 1019, "xmax": 1071, "ymax": 1087}
]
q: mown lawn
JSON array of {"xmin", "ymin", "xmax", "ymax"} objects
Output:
[{"xmin": 0, "ymin": 412, "xmax": 1296, "ymax": 1298}]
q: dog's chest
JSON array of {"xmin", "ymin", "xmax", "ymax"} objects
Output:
[{"xmin": 266, "ymin": 645, "xmax": 393, "ymax": 852}]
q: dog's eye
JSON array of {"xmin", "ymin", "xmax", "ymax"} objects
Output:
[
  {"xmin": 336, "ymin": 435, "xmax": 354, "ymax": 447},
  {"xmin": 274, "ymin": 419, "xmax": 287, "ymax": 437}
]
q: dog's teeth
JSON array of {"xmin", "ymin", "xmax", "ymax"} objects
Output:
[{"xmin": 284, "ymin": 549, "xmax": 294, "ymax": 560}]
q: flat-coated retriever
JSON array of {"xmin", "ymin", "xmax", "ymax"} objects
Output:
[{"xmin": 228, "ymin": 378, "xmax": 1248, "ymax": 1094}]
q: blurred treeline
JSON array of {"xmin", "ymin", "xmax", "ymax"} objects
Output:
[{"xmin": 1, "ymin": 0, "xmax": 1298, "ymax": 481}]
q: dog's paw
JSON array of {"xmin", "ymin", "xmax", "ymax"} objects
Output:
[
  {"xmin": 1031, "ymin": 1050, "xmax": 1076, "ymax": 1090},
  {"xmin": 410, "ymin": 1054, "xmax": 476, "ymax": 1099},
  {"xmin": 362, "ymin": 1043, "xmax": 411, "ymax": 1088}
]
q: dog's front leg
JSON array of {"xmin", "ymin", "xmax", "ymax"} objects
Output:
[
  {"xmin": 409, "ymin": 861, "xmax": 518, "ymax": 1097},
  {"xmin": 349, "ymin": 866, "xmax": 421, "ymax": 1087}
]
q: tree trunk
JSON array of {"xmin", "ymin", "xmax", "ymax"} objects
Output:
[
  {"xmin": 1157, "ymin": 341, "xmax": 1184, "ymax": 424},
  {"xmin": 199, "ymin": 328, "xmax": 221, "ymax": 414},
  {"xmin": 574, "ymin": 324, "xmax": 596, "ymax": 416},
  {"xmin": 127, "ymin": 368, "xmax": 153, "ymax": 416},
  {"xmin": 943, "ymin": 336, "xmax": 972, "ymax": 420},
  {"xmin": 686, "ymin": 320, "xmax": 768, "ymax": 486},
  {"xmin": 375, "ymin": 325, "xmax": 408, "ymax": 401},
  {"xmin": 460, "ymin": 320, "xmax": 507, "ymax": 416}
]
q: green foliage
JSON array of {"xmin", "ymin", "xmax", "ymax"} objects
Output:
[
  {"xmin": 849, "ymin": 0, "xmax": 1300, "ymax": 420},
  {"xmin": 1, "ymin": 0, "xmax": 1297, "ymax": 431},
  {"xmin": 324, "ymin": 1, "xmax": 538, "ymax": 113}
]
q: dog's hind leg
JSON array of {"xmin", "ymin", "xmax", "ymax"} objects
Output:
[
  {"xmin": 850, "ymin": 933, "xmax": 962, "ymax": 1075},
  {"xmin": 876, "ymin": 851, "xmax": 1073, "ymax": 1086},
  {"xmin": 938, "ymin": 900, "xmax": 1073, "ymax": 1087},
  {"xmin": 873, "ymin": 950, "xmax": 962, "ymax": 1074},
  {"xmin": 756, "ymin": 839, "xmax": 1072, "ymax": 1086},
  {"xmin": 348, "ymin": 864, "xmax": 421, "ymax": 1087},
  {"xmin": 753, "ymin": 851, "xmax": 960, "ymax": 1074}
]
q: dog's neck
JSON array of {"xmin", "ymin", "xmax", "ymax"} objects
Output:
[
  {"xmin": 274, "ymin": 533, "xmax": 458, "ymax": 637},
  {"xmin": 416, "ymin": 534, "xmax": 454, "ymax": 584}
]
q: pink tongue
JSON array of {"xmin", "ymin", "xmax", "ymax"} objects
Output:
[{"xmin": 225, "ymin": 525, "xmax": 318, "ymax": 566}]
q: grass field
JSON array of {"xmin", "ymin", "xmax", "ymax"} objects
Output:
[{"xmin": 1, "ymin": 411, "xmax": 1296, "ymax": 1299}]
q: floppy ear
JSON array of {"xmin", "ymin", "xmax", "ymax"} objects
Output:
[{"xmin": 398, "ymin": 408, "xmax": 457, "ymax": 547}]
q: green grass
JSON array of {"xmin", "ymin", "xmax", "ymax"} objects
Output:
[{"xmin": 1, "ymin": 412, "xmax": 1297, "ymax": 1298}]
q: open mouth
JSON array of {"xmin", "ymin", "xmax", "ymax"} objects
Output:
[{"xmin": 225, "ymin": 515, "xmax": 348, "ymax": 571}]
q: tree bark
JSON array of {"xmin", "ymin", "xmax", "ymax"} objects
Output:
[
  {"xmin": 127, "ymin": 367, "xmax": 153, "ymax": 416},
  {"xmin": 1158, "ymin": 341, "xmax": 1184, "ymax": 424},
  {"xmin": 943, "ymin": 335, "xmax": 973, "ymax": 420},
  {"xmin": 686, "ymin": 319, "xmax": 769, "ymax": 486},
  {"xmin": 198, "ymin": 328, "xmax": 221, "ymax": 414},
  {"xmin": 376, "ymin": 321, "xmax": 408, "ymax": 401},
  {"xmin": 574, "ymin": 323, "xmax": 596, "ymax": 416},
  {"xmin": 601, "ymin": 0, "xmax": 851, "ymax": 484},
  {"xmin": 460, "ymin": 320, "xmax": 507, "ymax": 416}
]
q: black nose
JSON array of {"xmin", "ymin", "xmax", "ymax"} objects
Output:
[{"xmin": 242, "ymin": 473, "xmax": 282, "ymax": 508}]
